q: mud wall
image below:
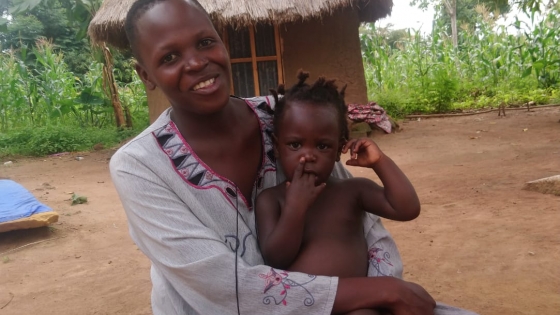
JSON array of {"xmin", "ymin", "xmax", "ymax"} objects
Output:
[
  {"xmin": 280, "ymin": 8, "xmax": 368, "ymax": 105},
  {"xmin": 147, "ymin": 88, "xmax": 170, "ymax": 123}
]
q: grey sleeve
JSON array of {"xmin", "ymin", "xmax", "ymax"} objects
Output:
[
  {"xmin": 110, "ymin": 151, "xmax": 338, "ymax": 315},
  {"xmin": 331, "ymin": 161, "xmax": 353, "ymax": 179}
]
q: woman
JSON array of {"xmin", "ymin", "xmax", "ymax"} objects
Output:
[{"xmin": 111, "ymin": 0, "xmax": 476, "ymax": 314}]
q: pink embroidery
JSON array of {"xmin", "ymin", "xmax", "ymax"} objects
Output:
[
  {"xmin": 368, "ymin": 247, "xmax": 394, "ymax": 277},
  {"xmin": 258, "ymin": 268, "xmax": 316, "ymax": 307},
  {"xmin": 165, "ymin": 148, "xmax": 174, "ymax": 156},
  {"xmin": 369, "ymin": 247, "xmax": 393, "ymax": 266},
  {"xmin": 259, "ymin": 268, "xmax": 288, "ymax": 294},
  {"xmin": 205, "ymin": 172, "xmax": 213, "ymax": 180},
  {"xmin": 179, "ymin": 168, "xmax": 190, "ymax": 177}
]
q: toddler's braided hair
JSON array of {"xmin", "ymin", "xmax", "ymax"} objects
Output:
[{"xmin": 271, "ymin": 70, "xmax": 349, "ymax": 143}]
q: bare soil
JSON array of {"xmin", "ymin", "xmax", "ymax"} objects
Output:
[{"xmin": 1, "ymin": 107, "xmax": 559, "ymax": 315}]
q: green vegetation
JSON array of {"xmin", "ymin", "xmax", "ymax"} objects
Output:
[
  {"xmin": 0, "ymin": 0, "xmax": 148, "ymax": 157},
  {"xmin": 2, "ymin": 0, "xmax": 559, "ymax": 156},
  {"xmin": 362, "ymin": 4, "xmax": 560, "ymax": 117},
  {"xmin": 0, "ymin": 40, "xmax": 148, "ymax": 156}
]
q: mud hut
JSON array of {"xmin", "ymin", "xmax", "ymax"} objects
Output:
[{"xmin": 88, "ymin": 0, "xmax": 393, "ymax": 122}]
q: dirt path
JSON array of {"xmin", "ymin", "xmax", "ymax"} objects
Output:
[{"xmin": 1, "ymin": 107, "xmax": 559, "ymax": 315}]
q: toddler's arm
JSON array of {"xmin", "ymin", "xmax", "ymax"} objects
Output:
[
  {"xmin": 256, "ymin": 157, "xmax": 325, "ymax": 269},
  {"xmin": 343, "ymin": 138, "xmax": 420, "ymax": 221}
]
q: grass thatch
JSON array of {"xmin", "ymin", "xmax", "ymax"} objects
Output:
[{"xmin": 88, "ymin": 0, "xmax": 393, "ymax": 49}]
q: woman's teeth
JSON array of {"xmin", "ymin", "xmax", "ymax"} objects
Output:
[{"xmin": 193, "ymin": 78, "xmax": 215, "ymax": 91}]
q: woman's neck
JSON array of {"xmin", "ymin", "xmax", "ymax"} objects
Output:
[{"xmin": 171, "ymin": 98, "xmax": 242, "ymax": 141}]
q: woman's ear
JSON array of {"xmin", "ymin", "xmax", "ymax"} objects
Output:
[
  {"xmin": 272, "ymin": 133, "xmax": 280, "ymax": 158},
  {"xmin": 135, "ymin": 62, "xmax": 156, "ymax": 90}
]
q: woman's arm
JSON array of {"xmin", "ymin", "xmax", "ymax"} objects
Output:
[
  {"xmin": 256, "ymin": 193, "xmax": 436, "ymax": 315},
  {"xmin": 334, "ymin": 277, "xmax": 435, "ymax": 315}
]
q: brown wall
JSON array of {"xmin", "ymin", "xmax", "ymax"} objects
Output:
[
  {"xmin": 280, "ymin": 8, "xmax": 368, "ymax": 105},
  {"xmin": 147, "ymin": 87, "xmax": 170, "ymax": 123}
]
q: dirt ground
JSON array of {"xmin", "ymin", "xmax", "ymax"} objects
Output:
[{"xmin": 1, "ymin": 107, "xmax": 559, "ymax": 315}]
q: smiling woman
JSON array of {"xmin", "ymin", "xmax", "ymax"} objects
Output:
[
  {"xmin": 109, "ymin": 0, "xmax": 478, "ymax": 315},
  {"xmin": 127, "ymin": 0, "xmax": 233, "ymax": 116}
]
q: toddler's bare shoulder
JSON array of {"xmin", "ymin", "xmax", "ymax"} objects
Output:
[
  {"xmin": 257, "ymin": 183, "xmax": 285, "ymax": 202},
  {"xmin": 340, "ymin": 177, "xmax": 378, "ymax": 188}
]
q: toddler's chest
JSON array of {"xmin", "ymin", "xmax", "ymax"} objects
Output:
[{"xmin": 303, "ymin": 191, "xmax": 364, "ymax": 238}]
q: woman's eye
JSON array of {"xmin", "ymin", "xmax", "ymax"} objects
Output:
[
  {"xmin": 162, "ymin": 54, "xmax": 178, "ymax": 64},
  {"xmin": 200, "ymin": 39, "xmax": 214, "ymax": 47},
  {"xmin": 288, "ymin": 143, "xmax": 301, "ymax": 150}
]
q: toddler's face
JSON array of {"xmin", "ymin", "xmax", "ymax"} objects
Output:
[{"xmin": 275, "ymin": 101, "xmax": 341, "ymax": 185}]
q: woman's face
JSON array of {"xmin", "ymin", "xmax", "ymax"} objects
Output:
[{"xmin": 134, "ymin": 0, "xmax": 232, "ymax": 116}]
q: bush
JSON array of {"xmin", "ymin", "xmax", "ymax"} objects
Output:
[{"xmin": 0, "ymin": 125, "xmax": 143, "ymax": 157}]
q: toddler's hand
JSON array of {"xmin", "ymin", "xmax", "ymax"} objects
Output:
[
  {"xmin": 285, "ymin": 157, "xmax": 326, "ymax": 212},
  {"xmin": 342, "ymin": 138, "xmax": 384, "ymax": 168}
]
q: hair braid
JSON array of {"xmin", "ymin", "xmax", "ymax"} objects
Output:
[{"xmin": 272, "ymin": 70, "xmax": 349, "ymax": 145}]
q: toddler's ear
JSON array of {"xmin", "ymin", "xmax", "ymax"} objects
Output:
[{"xmin": 336, "ymin": 138, "xmax": 347, "ymax": 162}]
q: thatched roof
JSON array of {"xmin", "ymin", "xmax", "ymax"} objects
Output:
[{"xmin": 88, "ymin": 0, "xmax": 393, "ymax": 50}]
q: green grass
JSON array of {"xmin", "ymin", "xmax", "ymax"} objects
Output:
[{"xmin": 0, "ymin": 124, "xmax": 145, "ymax": 157}]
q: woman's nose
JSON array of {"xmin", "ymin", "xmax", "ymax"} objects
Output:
[{"xmin": 184, "ymin": 53, "xmax": 208, "ymax": 72}]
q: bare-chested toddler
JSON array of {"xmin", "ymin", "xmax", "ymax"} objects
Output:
[{"xmin": 255, "ymin": 71, "xmax": 421, "ymax": 315}]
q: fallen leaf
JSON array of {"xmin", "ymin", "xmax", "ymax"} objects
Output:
[{"xmin": 71, "ymin": 194, "xmax": 88, "ymax": 206}]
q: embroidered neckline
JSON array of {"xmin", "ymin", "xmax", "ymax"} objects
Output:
[{"xmin": 152, "ymin": 96, "xmax": 276, "ymax": 210}]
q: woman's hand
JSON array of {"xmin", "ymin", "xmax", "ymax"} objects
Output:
[
  {"xmin": 386, "ymin": 280, "xmax": 436, "ymax": 315},
  {"xmin": 285, "ymin": 157, "xmax": 326, "ymax": 212},
  {"xmin": 342, "ymin": 138, "xmax": 384, "ymax": 168},
  {"xmin": 334, "ymin": 277, "xmax": 436, "ymax": 315}
]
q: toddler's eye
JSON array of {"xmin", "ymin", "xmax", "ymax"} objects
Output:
[
  {"xmin": 317, "ymin": 144, "xmax": 329, "ymax": 150},
  {"xmin": 288, "ymin": 142, "xmax": 301, "ymax": 150},
  {"xmin": 162, "ymin": 54, "xmax": 178, "ymax": 64}
]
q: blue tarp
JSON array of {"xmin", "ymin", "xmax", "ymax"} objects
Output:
[{"xmin": 0, "ymin": 180, "xmax": 52, "ymax": 223}]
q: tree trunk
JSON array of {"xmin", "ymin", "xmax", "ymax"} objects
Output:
[
  {"xmin": 101, "ymin": 44, "xmax": 129, "ymax": 128},
  {"xmin": 444, "ymin": 0, "xmax": 458, "ymax": 48}
]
